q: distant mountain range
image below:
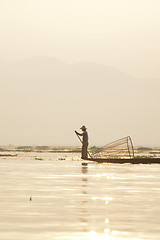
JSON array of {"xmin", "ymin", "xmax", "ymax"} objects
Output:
[{"xmin": 0, "ymin": 56, "xmax": 159, "ymax": 146}]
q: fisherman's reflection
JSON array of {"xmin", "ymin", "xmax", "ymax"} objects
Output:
[
  {"xmin": 81, "ymin": 164, "xmax": 112, "ymax": 236},
  {"xmin": 80, "ymin": 163, "xmax": 89, "ymax": 231}
]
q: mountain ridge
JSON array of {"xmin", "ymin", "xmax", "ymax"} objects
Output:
[{"xmin": 0, "ymin": 56, "xmax": 159, "ymax": 146}]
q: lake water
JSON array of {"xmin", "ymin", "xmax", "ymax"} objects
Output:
[{"xmin": 0, "ymin": 152, "xmax": 160, "ymax": 240}]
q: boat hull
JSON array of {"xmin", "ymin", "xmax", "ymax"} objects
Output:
[{"xmin": 82, "ymin": 157, "xmax": 160, "ymax": 164}]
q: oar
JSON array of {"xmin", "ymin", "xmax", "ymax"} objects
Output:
[
  {"xmin": 75, "ymin": 131, "xmax": 83, "ymax": 144},
  {"xmin": 75, "ymin": 131, "xmax": 92, "ymax": 159}
]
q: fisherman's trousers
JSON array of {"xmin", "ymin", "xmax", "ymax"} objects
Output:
[{"xmin": 82, "ymin": 142, "xmax": 88, "ymax": 159}]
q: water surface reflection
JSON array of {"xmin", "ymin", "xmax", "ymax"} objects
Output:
[
  {"xmin": 81, "ymin": 165, "xmax": 89, "ymax": 232},
  {"xmin": 80, "ymin": 164, "xmax": 118, "ymax": 240},
  {"xmin": 0, "ymin": 155, "xmax": 160, "ymax": 240}
]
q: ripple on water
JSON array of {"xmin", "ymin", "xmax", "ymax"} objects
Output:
[{"xmin": 0, "ymin": 155, "xmax": 160, "ymax": 240}]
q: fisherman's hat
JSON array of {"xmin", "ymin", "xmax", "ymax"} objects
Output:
[{"xmin": 80, "ymin": 125, "xmax": 87, "ymax": 130}]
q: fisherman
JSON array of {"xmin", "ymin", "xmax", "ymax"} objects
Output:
[{"xmin": 75, "ymin": 126, "xmax": 89, "ymax": 159}]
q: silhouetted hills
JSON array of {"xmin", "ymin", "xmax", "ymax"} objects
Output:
[{"xmin": 0, "ymin": 56, "xmax": 159, "ymax": 146}]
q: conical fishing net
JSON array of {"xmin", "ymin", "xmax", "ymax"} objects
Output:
[{"xmin": 91, "ymin": 136, "xmax": 134, "ymax": 159}]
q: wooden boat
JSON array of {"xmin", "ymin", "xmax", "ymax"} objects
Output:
[
  {"xmin": 82, "ymin": 157, "xmax": 160, "ymax": 164},
  {"xmin": 76, "ymin": 134, "xmax": 160, "ymax": 164}
]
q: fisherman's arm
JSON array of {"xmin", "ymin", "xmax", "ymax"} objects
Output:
[{"xmin": 75, "ymin": 131, "xmax": 83, "ymax": 136}]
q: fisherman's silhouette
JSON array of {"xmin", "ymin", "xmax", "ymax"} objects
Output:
[{"xmin": 75, "ymin": 125, "xmax": 88, "ymax": 159}]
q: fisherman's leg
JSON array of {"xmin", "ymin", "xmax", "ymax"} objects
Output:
[
  {"xmin": 83, "ymin": 143, "xmax": 88, "ymax": 159},
  {"xmin": 82, "ymin": 144, "xmax": 85, "ymax": 159}
]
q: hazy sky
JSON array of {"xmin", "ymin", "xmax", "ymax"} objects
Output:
[
  {"xmin": 0, "ymin": 0, "xmax": 160, "ymax": 147},
  {"xmin": 1, "ymin": 0, "xmax": 160, "ymax": 78}
]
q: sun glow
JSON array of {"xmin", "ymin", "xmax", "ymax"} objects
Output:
[
  {"xmin": 88, "ymin": 231, "xmax": 112, "ymax": 240},
  {"xmin": 87, "ymin": 229, "xmax": 131, "ymax": 240},
  {"xmin": 105, "ymin": 218, "xmax": 109, "ymax": 224}
]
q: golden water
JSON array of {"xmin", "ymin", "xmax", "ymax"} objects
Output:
[{"xmin": 0, "ymin": 153, "xmax": 160, "ymax": 240}]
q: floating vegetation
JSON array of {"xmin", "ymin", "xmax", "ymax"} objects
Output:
[
  {"xmin": 35, "ymin": 157, "xmax": 43, "ymax": 161},
  {"xmin": 137, "ymin": 147, "xmax": 153, "ymax": 151},
  {"xmin": 4, "ymin": 146, "xmax": 82, "ymax": 153},
  {"xmin": 0, "ymin": 154, "xmax": 17, "ymax": 157},
  {"xmin": 58, "ymin": 158, "xmax": 66, "ymax": 161}
]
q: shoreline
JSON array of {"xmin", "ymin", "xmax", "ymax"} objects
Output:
[{"xmin": 0, "ymin": 146, "xmax": 160, "ymax": 156}]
